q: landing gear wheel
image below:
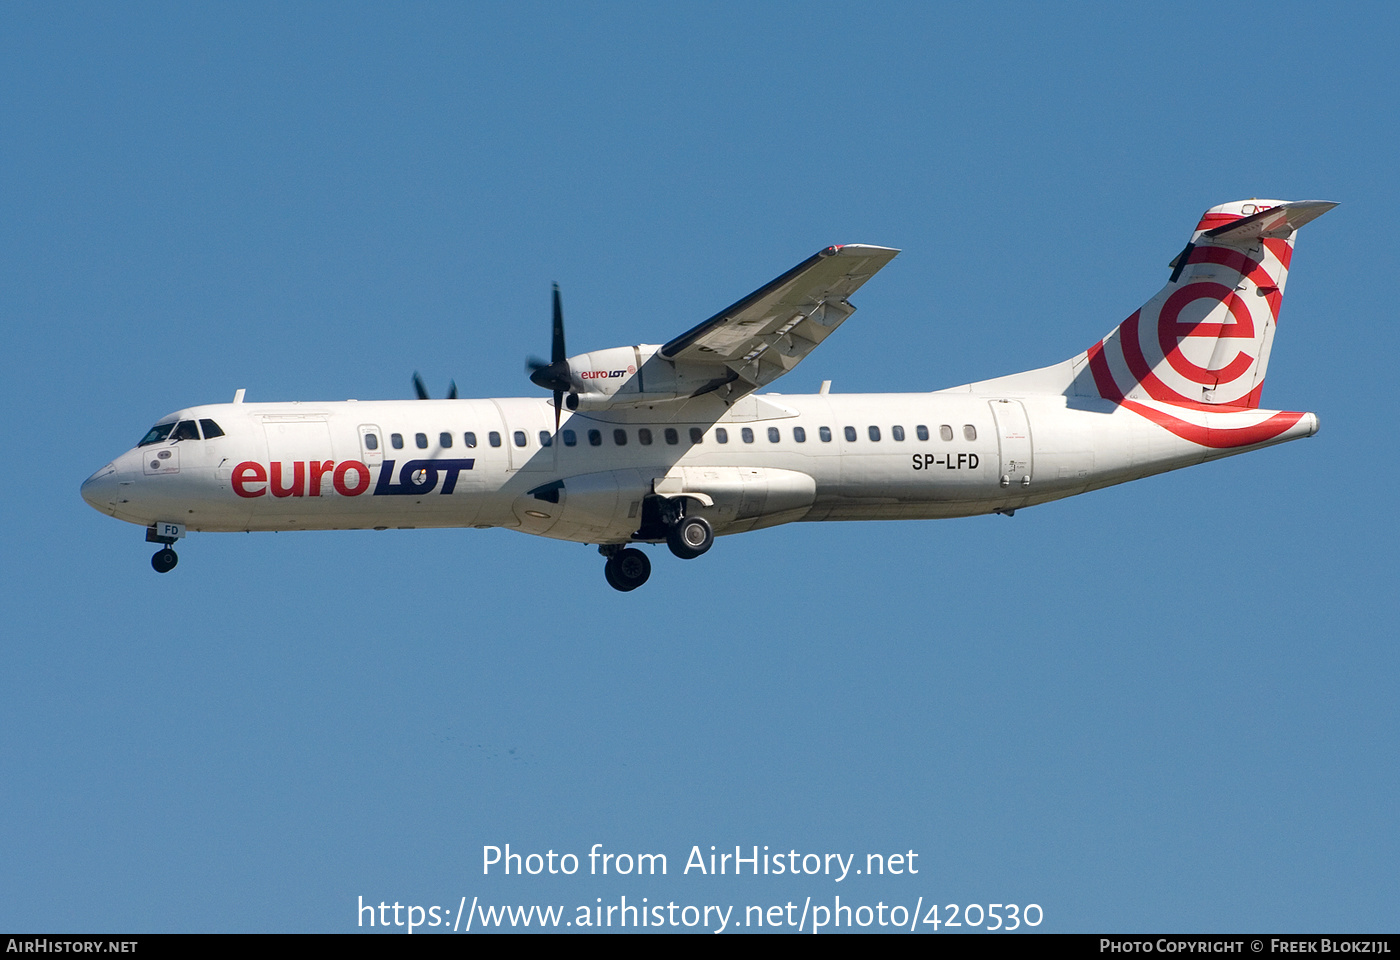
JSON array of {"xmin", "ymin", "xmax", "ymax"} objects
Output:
[
  {"xmin": 151, "ymin": 548, "xmax": 179, "ymax": 573},
  {"xmin": 604, "ymin": 547, "xmax": 651, "ymax": 592},
  {"xmin": 667, "ymin": 515, "xmax": 713, "ymax": 560}
]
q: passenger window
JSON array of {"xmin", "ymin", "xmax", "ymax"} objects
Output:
[
  {"xmin": 689, "ymin": 428, "xmax": 704, "ymax": 444},
  {"xmin": 940, "ymin": 425, "xmax": 954, "ymax": 442},
  {"xmin": 391, "ymin": 433, "xmax": 405, "ymax": 449},
  {"xmin": 892, "ymin": 425, "xmax": 905, "ymax": 441},
  {"xmin": 464, "ymin": 432, "xmax": 477, "ymax": 448},
  {"xmin": 793, "ymin": 426, "xmax": 806, "ymax": 443},
  {"xmin": 588, "ymin": 429, "xmax": 602, "ymax": 447},
  {"xmin": 768, "ymin": 427, "xmax": 780, "ymax": 443},
  {"xmin": 489, "ymin": 431, "xmax": 502, "ymax": 447},
  {"xmin": 638, "ymin": 428, "xmax": 653, "ymax": 445},
  {"xmin": 741, "ymin": 428, "xmax": 754, "ymax": 443},
  {"xmin": 819, "ymin": 426, "xmax": 832, "ymax": 443},
  {"xmin": 664, "ymin": 428, "xmax": 679, "ymax": 445},
  {"xmin": 964, "ymin": 424, "xmax": 977, "ymax": 441},
  {"xmin": 514, "ymin": 431, "xmax": 527, "ymax": 447},
  {"xmin": 172, "ymin": 420, "xmax": 199, "ymax": 441},
  {"xmin": 844, "ymin": 426, "xmax": 857, "ymax": 442},
  {"xmin": 440, "ymin": 432, "xmax": 453, "ymax": 448},
  {"xmin": 868, "ymin": 426, "xmax": 881, "ymax": 442},
  {"xmin": 716, "ymin": 428, "xmax": 729, "ymax": 443},
  {"xmin": 916, "ymin": 425, "xmax": 929, "ymax": 441},
  {"xmin": 415, "ymin": 433, "xmax": 428, "ymax": 449},
  {"xmin": 199, "ymin": 419, "xmax": 225, "ymax": 439},
  {"xmin": 613, "ymin": 429, "xmax": 627, "ymax": 446},
  {"xmin": 364, "ymin": 433, "xmax": 379, "ymax": 451},
  {"xmin": 539, "ymin": 431, "xmax": 553, "ymax": 447},
  {"xmin": 562, "ymin": 429, "xmax": 577, "ymax": 447}
]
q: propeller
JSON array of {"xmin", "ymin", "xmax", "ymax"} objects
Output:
[
  {"xmin": 526, "ymin": 283, "xmax": 574, "ymax": 430},
  {"xmin": 412, "ymin": 372, "xmax": 458, "ymax": 400}
]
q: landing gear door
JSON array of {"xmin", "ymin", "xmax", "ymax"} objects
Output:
[{"xmin": 989, "ymin": 399, "xmax": 1033, "ymax": 489}]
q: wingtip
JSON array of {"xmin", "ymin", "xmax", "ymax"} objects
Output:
[{"xmin": 826, "ymin": 243, "xmax": 902, "ymax": 257}]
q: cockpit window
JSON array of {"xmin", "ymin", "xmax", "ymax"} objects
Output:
[
  {"xmin": 171, "ymin": 420, "xmax": 200, "ymax": 441},
  {"xmin": 138, "ymin": 423, "xmax": 177, "ymax": 446},
  {"xmin": 139, "ymin": 418, "xmax": 225, "ymax": 446}
]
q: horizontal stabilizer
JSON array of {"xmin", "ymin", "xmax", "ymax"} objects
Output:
[{"xmin": 1202, "ymin": 200, "xmax": 1337, "ymax": 244}]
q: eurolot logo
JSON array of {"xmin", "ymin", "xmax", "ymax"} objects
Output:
[
  {"xmin": 578, "ymin": 364, "xmax": 636, "ymax": 380},
  {"xmin": 232, "ymin": 459, "xmax": 474, "ymax": 498},
  {"xmin": 1086, "ymin": 231, "xmax": 1305, "ymax": 449}
]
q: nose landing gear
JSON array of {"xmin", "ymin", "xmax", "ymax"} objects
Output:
[{"xmin": 145, "ymin": 522, "xmax": 185, "ymax": 574}]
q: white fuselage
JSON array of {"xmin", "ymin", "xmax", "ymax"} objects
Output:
[{"xmin": 80, "ymin": 389, "xmax": 1318, "ymax": 546}]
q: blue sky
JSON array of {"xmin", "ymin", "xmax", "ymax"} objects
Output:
[{"xmin": 3, "ymin": 2, "xmax": 1397, "ymax": 933}]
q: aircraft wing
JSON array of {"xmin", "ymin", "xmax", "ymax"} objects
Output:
[{"xmin": 659, "ymin": 244, "xmax": 899, "ymax": 396}]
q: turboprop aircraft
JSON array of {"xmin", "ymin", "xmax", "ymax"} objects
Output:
[{"xmin": 81, "ymin": 199, "xmax": 1334, "ymax": 591}]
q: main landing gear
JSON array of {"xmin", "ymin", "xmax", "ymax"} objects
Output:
[
  {"xmin": 601, "ymin": 545, "xmax": 651, "ymax": 592},
  {"xmin": 666, "ymin": 515, "xmax": 713, "ymax": 560},
  {"xmin": 151, "ymin": 548, "xmax": 178, "ymax": 573},
  {"xmin": 599, "ymin": 497, "xmax": 716, "ymax": 592}
]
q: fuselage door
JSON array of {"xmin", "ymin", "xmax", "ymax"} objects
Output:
[
  {"xmin": 989, "ymin": 399, "xmax": 1033, "ymax": 489},
  {"xmin": 357, "ymin": 424, "xmax": 384, "ymax": 464},
  {"xmin": 264, "ymin": 418, "xmax": 334, "ymax": 462},
  {"xmin": 261, "ymin": 417, "xmax": 335, "ymax": 499}
]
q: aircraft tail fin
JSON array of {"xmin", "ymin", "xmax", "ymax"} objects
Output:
[
  {"xmin": 944, "ymin": 199, "xmax": 1335, "ymax": 408},
  {"xmin": 1084, "ymin": 199, "xmax": 1335, "ymax": 409}
]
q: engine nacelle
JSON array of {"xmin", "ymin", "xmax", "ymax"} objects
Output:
[{"xmin": 565, "ymin": 345, "xmax": 735, "ymax": 406}]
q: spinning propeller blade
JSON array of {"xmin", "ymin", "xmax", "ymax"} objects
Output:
[{"xmin": 412, "ymin": 372, "xmax": 458, "ymax": 400}]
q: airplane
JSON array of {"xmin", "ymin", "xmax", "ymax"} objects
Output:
[{"xmin": 81, "ymin": 198, "xmax": 1334, "ymax": 591}]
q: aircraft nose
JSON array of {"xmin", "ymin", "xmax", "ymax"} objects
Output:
[{"xmin": 81, "ymin": 464, "xmax": 119, "ymax": 513}]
